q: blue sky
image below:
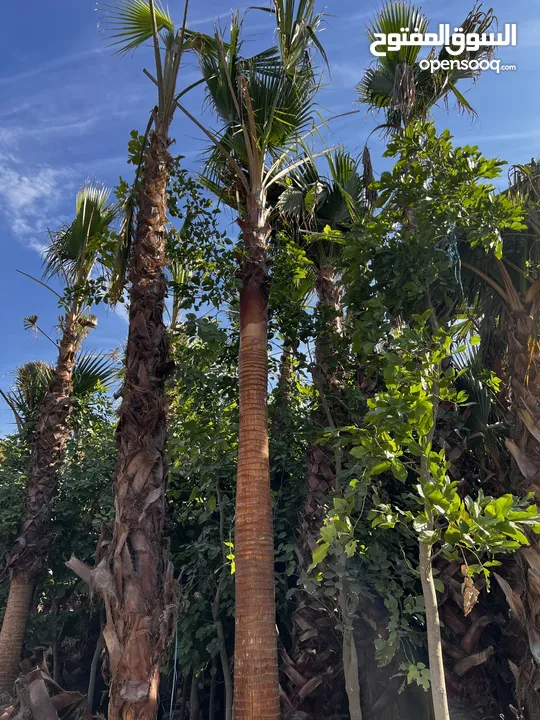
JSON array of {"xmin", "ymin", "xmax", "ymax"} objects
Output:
[{"xmin": 1, "ymin": 0, "xmax": 539, "ymax": 434}]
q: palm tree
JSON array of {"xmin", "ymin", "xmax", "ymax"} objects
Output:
[
  {"xmin": 0, "ymin": 354, "xmax": 117, "ymax": 440},
  {"xmin": 276, "ymin": 151, "xmax": 366, "ymax": 712},
  {"xmin": 0, "ymin": 184, "xmax": 116, "ymax": 695},
  {"xmin": 177, "ymin": 6, "xmax": 326, "ymax": 717},
  {"xmin": 357, "ymin": 1, "xmax": 496, "ymax": 131},
  {"xmin": 458, "ymin": 160, "xmax": 540, "ymax": 718},
  {"xmin": 65, "ymin": 2, "xmax": 204, "ymax": 718}
]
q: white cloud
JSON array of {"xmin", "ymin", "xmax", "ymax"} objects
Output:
[
  {"xmin": 113, "ymin": 303, "xmax": 129, "ymax": 324},
  {"xmin": 331, "ymin": 62, "xmax": 363, "ymax": 88},
  {"xmin": 190, "ymin": 11, "xmax": 232, "ymax": 27},
  {"xmin": 0, "ymin": 47, "xmax": 106, "ymax": 87},
  {"xmin": 454, "ymin": 130, "xmax": 540, "ymax": 144},
  {"xmin": 0, "ymin": 157, "xmax": 74, "ymax": 253}
]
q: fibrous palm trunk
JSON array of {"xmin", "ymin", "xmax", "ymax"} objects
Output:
[
  {"xmin": 0, "ymin": 307, "xmax": 81, "ymax": 695},
  {"xmin": 69, "ymin": 130, "xmax": 176, "ymax": 720},
  {"xmin": 270, "ymin": 341, "xmax": 297, "ymax": 440},
  {"xmin": 233, "ymin": 191, "xmax": 280, "ymax": 720},
  {"xmin": 288, "ymin": 264, "xmax": 346, "ymax": 715},
  {"xmin": 495, "ymin": 265, "xmax": 540, "ymax": 718}
]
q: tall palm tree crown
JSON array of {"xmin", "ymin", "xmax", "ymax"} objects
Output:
[{"xmin": 358, "ymin": 1, "xmax": 496, "ymax": 130}]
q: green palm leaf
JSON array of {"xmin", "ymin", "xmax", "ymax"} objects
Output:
[
  {"xmin": 98, "ymin": 0, "xmax": 174, "ymax": 54},
  {"xmin": 73, "ymin": 351, "xmax": 119, "ymax": 395},
  {"xmin": 43, "ymin": 183, "xmax": 116, "ymax": 286},
  {"xmin": 1, "ymin": 352, "xmax": 117, "ymax": 434},
  {"xmin": 358, "ymin": 1, "xmax": 497, "ymax": 127}
]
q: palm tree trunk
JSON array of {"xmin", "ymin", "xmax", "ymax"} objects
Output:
[
  {"xmin": 0, "ymin": 306, "xmax": 80, "ymax": 695},
  {"xmin": 0, "ymin": 578, "xmax": 34, "ymax": 695},
  {"xmin": 288, "ymin": 264, "xmax": 346, "ymax": 713},
  {"xmin": 497, "ymin": 285, "xmax": 540, "ymax": 717},
  {"xmin": 100, "ymin": 130, "xmax": 175, "ymax": 720},
  {"xmin": 233, "ymin": 192, "xmax": 280, "ymax": 720},
  {"xmin": 270, "ymin": 341, "xmax": 297, "ymax": 443},
  {"xmin": 276, "ymin": 343, "xmax": 295, "ymax": 405}
]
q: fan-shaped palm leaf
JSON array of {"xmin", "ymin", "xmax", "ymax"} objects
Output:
[
  {"xmin": 276, "ymin": 150, "xmax": 365, "ymax": 265},
  {"xmin": 98, "ymin": 0, "xmax": 174, "ymax": 54},
  {"xmin": 72, "ymin": 351, "xmax": 119, "ymax": 395},
  {"xmin": 43, "ymin": 183, "xmax": 116, "ymax": 287},
  {"xmin": 253, "ymin": 0, "xmax": 328, "ymax": 73},
  {"xmin": 358, "ymin": 1, "xmax": 497, "ymax": 128},
  {"xmin": 1, "ymin": 352, "xmax": 117, "ymax": 434}
]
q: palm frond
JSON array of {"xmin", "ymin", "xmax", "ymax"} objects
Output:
[
  {"xmin": 43, "ymin": 182, "xmax": 116, "ymax": 287},
  {"xmin": 267, "ymin": 0, "xmax": 328, "ymax": 73},
  {"xmin": 23, "ymin": 315, "xmax": 39, "ymax": 334},
  {"xmin": 193, "ymin": 20, "xmax": 319, "ymax": 210},
  {"xmin": 2, "ymin": 361, "xmax": 54, "ymax": 432},
  {"xmin": 367, "ymin": 1, "xmax": 428, "ymax": 66},
  {"xmin": 358, "ymin": 1, "xmax": 495, "ymax": 126},
  {"xmin": 98, "ymin": 0, "xmax": 174, "ymax": 55},
  {"xmin": 73, "ymin": 351, "xmax": 119, "ymax": 395}
]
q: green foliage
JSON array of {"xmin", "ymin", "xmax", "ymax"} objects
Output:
[
  {"xmin": 99, "ymin": 0, "xmax": 174, "ymax": 55},
  {"xmin": 304, "ymin": 122, "xmax": 537, "ymax": 675},
  {"xmin": 353, "ymin": 319, "xmax": 539, "ymax": 569},
  {"xmin": 0, "ymin": 437, "xmax": 29, "ymax": 569},
  {"xmin": 398, "ymin": 661, "xmax": 431, "ymax": 692},
  {"xmin": 0, "ymin": 390, "xmax": 116, "ymax": 653},
  {"xmin": 167, "ymin": 157, "xmax": 235, "ymax": 317}
]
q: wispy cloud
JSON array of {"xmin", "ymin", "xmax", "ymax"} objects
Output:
[
  {"xmin": 454, "ymin": 130, "xmax": 540, "ymax": 144},
  {"xmin": 0, "ymin": 155, "xmax": 74, "ymax": 252},
  {"xmin": 331, "ymin": 62, "xmax": 363, "ymax": 89},
  {"xmin": 0, "ymin": 47, "xmax": 106, "ymax": 87},
  {"xmin": 113, "ymin": 303, "xmax": 129, "ymax": 325},
  {"xmin": 2, "ymin": 117, "xmax": 102, "ymax": 147},
  {"xmin": 190, "ymin": 11, "xmax": 232, "ymax": 27}
]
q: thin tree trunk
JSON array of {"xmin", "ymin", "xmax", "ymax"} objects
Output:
[
  {"xmin": 233, "ymin": 192, "xmax": 279, "ymax": 720},
  {"xmin": 213, "ymin": 487, "xmax": 232, "ymax": 720},
  {"xmin": 271, "ymin": 342, "xmax": 296, "ymax": 430},
  {"xmin": 339, "ymin": 580, "xmax": 362, "ymax": 720},
  {"xmin": 179, "ymin": 674, "xmax": 189, "ymax": 720},
  {"xmin": 420, "ymin": 535, "xmax": 450, "ymax": 720},
  {"xmin": 209, "ymin": 658, "xmax": 217, "ymax": 720},
  {"xmin": 95, "ymin": 130, "xmax": 176, "ymax": 720},
  {"xmin": 289, "ymin": 264, "xmax": 346, "ymax": 712},
  {"xmin": 52, "ymin": 636, "xmax": 60, "ymax": 685},
  {"xmin": 87, "ymin": 633, "xmax": 103, "ymax": 714},
  {"xmin": 189, "ymin": 674, "xmax": 200, "ymax": 720},
  {"xmin": 0, "ymin": 304, "xmax": 81, "ymax": 695}
]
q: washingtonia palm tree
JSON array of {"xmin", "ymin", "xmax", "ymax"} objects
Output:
[
  {"xmin": 458, "ymin": 161, "xmax": 540, "ymax": 718},
  {"xmin": 0, "ymin": 183, "xmax": 116, "ymax": 695},
  {"xmin": 175, "ymin": 6, "xmax": 326, "ymax": 717},
  {"xmin": 65, "ymin": 3, "xmax": 218, "ymax": 719},
  {"xmin": 276, "ymin": 151, "xmax": 367, "ymax": 714},
  {"xmin": 0, "ymin": 354, "xmax": 117, "ymax": 439},
  {"xmin": 358, "ymin": 1, "xmax": 496, "ymax": 131}
]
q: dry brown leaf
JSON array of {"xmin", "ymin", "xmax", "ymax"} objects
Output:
[
  {"xmin": 494, "ymin": 573, "xmax": 526, "ymax": 619},
  {"xmin": 453, "ymin": 646, "xmax": 494, "ymax": 676},
  {"xmin": 461, "ymin": 567, "xmax": 480, "ymax": 617},
  {"xmin": 296, "ymin": 676, "xmax": 322, "ymax": 701}
]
